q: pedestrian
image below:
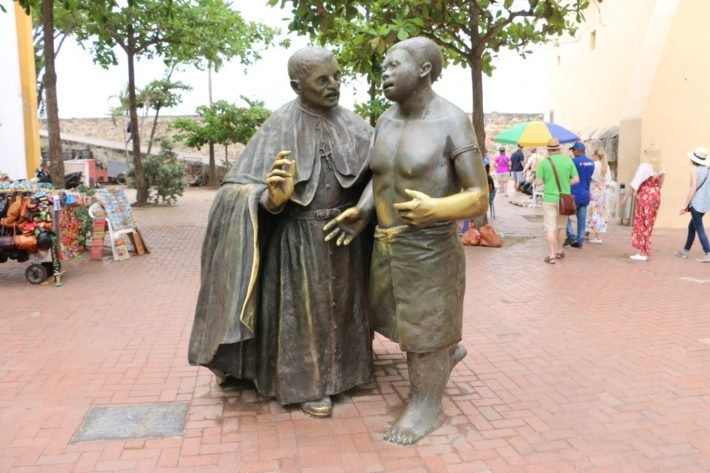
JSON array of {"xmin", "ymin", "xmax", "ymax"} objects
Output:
[
  {"xmin": 125, "ymin": 120, "xmax": 133, "ymax": 144},
  {"xmin": 324, "ymin": 37, "xmax": 488, "ymax": 444},
  {"xmin": 564, "ymin": 142, "xmax": 595, "ymax": 248},
  {"xmin": 485, "ymin": 163, "xmax": 496, "ymax": 218},
  {"xmin": 534, "ymin": 138, "xmax": 579, "ymax": 264},
  {"xmin": 586, "ymin": 149, "xmax": 613, "ymax": 244},
  {"xmin": 510, "ymin": 143, "xmax": 525, "ymax": 192},
  {"xmin": 522, "ymin": 147, "xmax": 543, "ymax": 181},
  {"xmin": 188, "ymin": 47, "xmax": 373, "ymax": 418},
  {"xmin": 675, "ymin": 146, "xmax": 710, "ymax": 262},
  {"xmin": 494, "ymin": 145, "xmax": 511, "ymax": 196},
  {"xmin": 620, "ymin": 145, "xmax": 665, "ymax": 261}
]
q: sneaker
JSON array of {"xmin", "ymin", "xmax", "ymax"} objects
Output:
[
  {"xmin": 563, "ymin": 237, "xmax": 574, "ymax": 247},
  {"xmin": 570, "ymin": 241, "xmax": 583, "ymax": 249},
  {"xmin": 589, "ymin": 239, "xmax": 603, "ymax": 244},
  {"xmin": 630, "ymin": 254, "xmax": 648, "ymax": 261},
  {"xmin": 674, "ymin": 250, "xmax": 689, "ymax": 258},
  {"xmin": 696, "ymin": 254, "xmax": 710, "ymax": 263}
]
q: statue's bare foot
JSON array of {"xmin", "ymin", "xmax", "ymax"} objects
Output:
[
  {"xmin": 384, "ymin": 402, "xmax": 444, "ymax": 445},
  {"xmin": 449, "ymin": 344, "xmax": 467, "ymax": 374}
]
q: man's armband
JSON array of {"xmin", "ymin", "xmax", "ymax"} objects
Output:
[{"xmin": 450, "ymin": 144, "xmax": 481, "ymax": 161}]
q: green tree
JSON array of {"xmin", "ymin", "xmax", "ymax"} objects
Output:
[
  {"xmin": 74, "ymin": 0, "xmax": 277, "ymax": 205},
  {"xmin": 171, "ymin": 98, "xmax": 271, "ymax": 186},
  {"xmin": 270, "ymin": 0, "xmax": 590, "ymax": 146},
  {"xmin": 140, "ymin": 74, "xmax": 191, "ymax": 155}
]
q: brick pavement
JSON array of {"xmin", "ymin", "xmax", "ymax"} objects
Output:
[{"xmin": 0, "ymin": 187, "xmax": 708, "ymax": 473}]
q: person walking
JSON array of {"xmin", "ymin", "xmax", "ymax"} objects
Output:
[
  {"xmin": 586, "ymin": 148, "xmax": 613, "ymax": 244},
  {"xmin": 494, "ymin": 146, "xmax": 511, "ymax": 197},
  {"xmin": 534, "ymin": 138, "xmax": 579, "ymax": 264},
  {"xmin": 564, "ymin": 142, "xmax": 595, "ymax": 248},
  {"xmin": 620, "ymin": 145, "xmax": 665, "ymax": 261},
  {"xmin": 675, "ymin": 146, "xmax": 710, "ymax": 262},
  {"xmin": 510, "ymin": 143, "xmax": 525, "ymax": 192}
]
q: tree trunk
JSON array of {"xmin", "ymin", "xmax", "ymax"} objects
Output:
[
  {"xmin": 146, "ymin": 106, "xmax": 161, "ymax": 156},
  {"xmin": 368, "ymin": 77, "xmax": 377, "ymax": 127},
  {"xmin": 224, "ymin": 144, "xmax": 229, "ymax": 164},
  {"xmin": 470, "ymin": 55, "xmax": 489, "ymax": 228},
  {"xmin": 42, "ymin": 0, "xmax": 64, "ymax": 188},
  {"xmin": 470, "ymin": 55, "xmax": 486, "ymax": 152},
  {"xmin": 126, "ymin": 45, "xmax": 147, "ymax": 205},
  {"xmin": 207, "ymin": 141, "xmax": 218, "ymax": 186}
]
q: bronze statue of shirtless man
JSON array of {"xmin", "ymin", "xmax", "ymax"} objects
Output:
[{"xmin": 324, "ymin": 37, "xmax": 488, "ymax": 444}]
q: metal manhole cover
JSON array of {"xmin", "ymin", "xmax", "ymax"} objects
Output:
[{"xmin": 72, "ymin": 402, "xmax": 189, "ymax": 443}]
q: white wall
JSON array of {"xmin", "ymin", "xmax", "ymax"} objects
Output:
[{"xmin": 0, "ymin": 0, "xmax": 28, "ymax": 180}]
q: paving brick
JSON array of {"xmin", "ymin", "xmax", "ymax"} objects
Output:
[{"xmin": 1, "ymin": 188, "xmax": 709, "ymax": 472}]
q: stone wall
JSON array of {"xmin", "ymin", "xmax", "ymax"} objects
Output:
[{"xmin": 40, "ymin": 116, "xmax": 244, "ymax": 163}]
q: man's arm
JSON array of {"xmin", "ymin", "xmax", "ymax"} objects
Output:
[{"xmin": 394, "ymin": 116, "xmax": 488, "ymax": 226}]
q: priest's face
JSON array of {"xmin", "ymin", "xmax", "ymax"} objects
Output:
[{"xmin": 295, "ymin": 57, "xmax": 341, "ymax": 112}]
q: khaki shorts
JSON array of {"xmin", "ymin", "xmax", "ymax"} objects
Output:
[{"xmin": 542, "ymin": 202, "xmax": 569, "ymax": 230}]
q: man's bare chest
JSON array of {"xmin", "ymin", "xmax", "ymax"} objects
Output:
[{"xmin": 370, "ymin": 120, "xmax": 450, "ymax": 178}]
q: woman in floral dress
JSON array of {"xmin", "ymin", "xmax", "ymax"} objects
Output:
[
  {"xmin": 620, "ymin": 147, "xmax": 665, "ymax": 261},
  {"xmin": 586, "ymin": 149, "xmax": 613, "ymax": 243}
]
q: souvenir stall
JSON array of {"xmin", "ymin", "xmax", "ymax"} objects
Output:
[
  {"xmin": 0, "ymin": 180, "xmax": 85, "ymax": 285},
  {"xmin": 89, "ymin": 188, "xmax": 147, "ymax": 261}
]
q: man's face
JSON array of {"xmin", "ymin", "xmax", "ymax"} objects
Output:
[
  {"xmin": 295, "ymin": 57, "xmax": 341, "ymax": 111},
  {"xmin": 381, "ymin": 48, "xmax": 421, "ymax": 102}
]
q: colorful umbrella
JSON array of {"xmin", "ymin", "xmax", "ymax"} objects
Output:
[{"xmin": 493, "ymin": 121, "xmax": 579, "ymax": 147}]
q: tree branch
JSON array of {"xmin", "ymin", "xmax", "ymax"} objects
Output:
[{"xmin": 476, "ymin": 6, "xmax": 538, "ymax": 56}]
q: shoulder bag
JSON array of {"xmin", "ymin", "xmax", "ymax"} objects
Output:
[{"xmin": 548, "ymin": 158, "xmax": 576, "ymax": 215}]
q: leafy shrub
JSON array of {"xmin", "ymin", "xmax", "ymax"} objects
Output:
[{"xmin": 129, "ymin": 139, "xmax": 187, "ymax": 205}]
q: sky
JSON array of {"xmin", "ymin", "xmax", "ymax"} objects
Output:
[{"xmin": 52, "ymin": 2, "xmax": 550, "ymax": 119}]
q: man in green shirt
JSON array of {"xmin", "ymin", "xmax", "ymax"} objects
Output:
[{"xmin": 534, "ymin": 138, "xmax": 579, "ymax": 264}]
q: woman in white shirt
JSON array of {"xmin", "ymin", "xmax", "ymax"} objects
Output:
[{"xmin": 586, "ymin": 149, "xmax": 613, "ymax": 243}]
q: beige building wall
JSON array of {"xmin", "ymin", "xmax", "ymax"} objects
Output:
[
  {"xmin": 642, "ymin": 0, "xmax": 710, "ymax": 227},
  {"xmin": 547, "ymin": 1, "xmax": 655, "ymax": 129},
  {"xmin": 546, "ymin": 0, "xmax": 710, "ymax": 228}
]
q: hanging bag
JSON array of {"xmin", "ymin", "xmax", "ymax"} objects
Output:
[{"xmin": 548, "ymin": 158, "xmax": 576, "ymax": 215}]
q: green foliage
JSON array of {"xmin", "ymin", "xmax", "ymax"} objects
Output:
[
  {"xmin": 271, "ymin": 0, "xmax": 592, "ymax": 143},
  {"xmin": 128, "ymin": 140, "xmax": 188, "ymax": 205},
  {"xmin": 74, "ymin": 0, "xmax": 278, "ymax": 71},
  {"xmin": 171, "ymin": 97, "xmax": 271, "ymax": 159},
  {"xmin": 141, "ymin": 78, "xmax": 191, "ymax": 112},
  {"xmin": 72, "ymin": 0, "xmax": 278, "ymax": 204},
  {"xmin": 353, "ymin": 95, "xmax": 388, "ymax": 123}
]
